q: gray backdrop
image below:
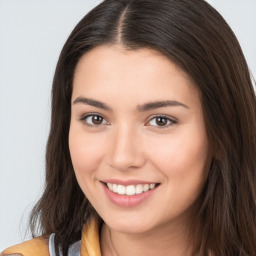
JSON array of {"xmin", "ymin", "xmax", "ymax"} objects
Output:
[{"xmin": 0, "ymin": 0, "xmax": 255, "ymax": 251}]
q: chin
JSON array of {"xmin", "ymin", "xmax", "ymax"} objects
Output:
[{"xmin": 102, "ymin": 213, "xmax": 157, "ymax": 234}]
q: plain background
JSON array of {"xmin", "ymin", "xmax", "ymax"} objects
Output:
[{"xmin": 0, "ymin": 0, "xmax": 255, "ymax": 251}]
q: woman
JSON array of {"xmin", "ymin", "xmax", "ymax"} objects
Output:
[{"xmin": 2, "ymin": 0, "xmax": 256, "ymax": 255}]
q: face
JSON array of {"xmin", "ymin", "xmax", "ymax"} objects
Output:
[{"xmin": 69, "ymin": 45, "xmax": 209, "ymax": 234}]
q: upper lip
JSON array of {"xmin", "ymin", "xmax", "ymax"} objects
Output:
[{"xmin": 101, "ymin": 179, "xmax": 160, "ymax": 186}]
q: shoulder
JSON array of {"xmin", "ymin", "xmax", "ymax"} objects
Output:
[{"xmin": 1, "ymin": 236, "xmax": 49, "ymax": 256}]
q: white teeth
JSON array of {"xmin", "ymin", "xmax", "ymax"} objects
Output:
[
  {"xmin": 149, "ymin": 184, "xmax": 156, "ymax": 189},
  {"xmin": 117, "ymin": 185, "xmax": 126, "ymax": 195},
  {"xmin": 143, "ymin": 184, "xmax": 150, "ymax": 192},
  {"xmin": 135, "ymin": 184, "xmax": 143, "ymax": 194},
  {"xmin": 107, "ymin": 183, "xmax": 113, "ymax": 190},
  {"xmin": 113, "ymin": 184, "xmax": 118, "ymax": 193},
  {"xmin": 126, "ymin": 185, "xmax": 136, "ymax": 195},
  {"xmin": 106, "ymin": 182, "xmax": 157, "ymax": 196}
]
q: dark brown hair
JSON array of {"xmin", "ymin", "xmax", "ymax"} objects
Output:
[{"xmin": 30, "ymin": 0, "xmax": 256, "ymax": 255}]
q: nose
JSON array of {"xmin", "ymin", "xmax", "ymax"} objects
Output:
[{"xmin": 107, "ymin": 124, "xmax": 146, "ymax": 171}]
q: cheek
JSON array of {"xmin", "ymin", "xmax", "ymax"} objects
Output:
[
  {"xmin": 68, "ymin": 126, "xmax": 105, "ymax": 184},
  {"xmin": 144, "ymin": 125, "xmax": 209, "ymax": 188},
  {"xmin": 146, "ymin": 132, "xmax": 209, "ymax": 216}
]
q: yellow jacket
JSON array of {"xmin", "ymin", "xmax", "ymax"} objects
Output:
[{"xmin": 1, "ymin": 218, "xmax": 101, "ymax": 256}]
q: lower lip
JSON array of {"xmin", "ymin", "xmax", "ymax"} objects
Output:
[{"xmin": 102, "ymin": 183, "xmax": 158, "ymax": 207}]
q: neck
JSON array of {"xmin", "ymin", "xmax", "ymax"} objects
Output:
[{"xmin": 101, "ymin": 218, "xmax": 195, "ymax": 256}]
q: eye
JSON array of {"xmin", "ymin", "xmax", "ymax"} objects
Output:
[
  {"xmin": 146, "ymin": 115, "xmax": 177, "ymax": 128},
  {"xmin": 81, "ymin": 114, "xmax": 109, "ymax": 127}
]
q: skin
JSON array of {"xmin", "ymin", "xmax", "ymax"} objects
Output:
[{"xmin": 69, "ymin": 45, "xmax": 209, "ymax": 256}]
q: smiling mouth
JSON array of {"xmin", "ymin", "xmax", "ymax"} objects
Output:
[{"xmin": 104, "ymin": 182, "xmax": 160, "ymax": 196}]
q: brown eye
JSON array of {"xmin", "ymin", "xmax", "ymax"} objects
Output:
[
  {"xmin": 146, "ymin": 115, "xmax": 176, "ymax": 128},
  {"xmin": 82, "ymin": 114, "xmax": 108, "ymax": 126},
  {"xmin": 92, "ymin": 115, "xmax": 104, "ymax": 125},
  {"xmin": 155, "ymin": 117, "xmax": 168, "ymax": 126}
]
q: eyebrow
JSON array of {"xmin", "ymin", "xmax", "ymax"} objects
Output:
[
  {"xmin": 73, "ymin": 97, "xmax": 189, "ymax": 111},
  {"xmin": 73, "ymin": 97, "xmax": 113, "ymax": 111},
  {"xmin": 137, "ymin": 100, "xmax": 189, "ymax": 111}
]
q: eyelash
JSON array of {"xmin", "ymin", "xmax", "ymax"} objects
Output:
[
  {"xmin": 80, "ymin": 114, "xmax": 177, "ymax": 129},
  {"xmin": 145, "ymin": 115, "xmax": 177, "ymax": 129},
  {"xmin": 80, "ymin": 113, "xmax": 109, "ymax": 127}
]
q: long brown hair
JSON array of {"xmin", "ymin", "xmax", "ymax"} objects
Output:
[{"xmin": 30, "ymin": 0, "xmax": 256, "ymax": 255}]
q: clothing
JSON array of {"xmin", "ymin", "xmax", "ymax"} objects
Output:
[
  {"xmin": 48, "ymin": 234, "xmax": 81, "ymax": 256},
  {"xmin": 1, "ymin": 218, "xmax": 101, "ymax": 256}
]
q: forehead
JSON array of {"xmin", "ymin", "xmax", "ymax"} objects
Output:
[
  {"xmin": 72, "ymin": 45, "xmax": 200, "ymax": 109},
  {"xmin": 74, "ymin": 45, "xmax": 191, "ymax": 81}
]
